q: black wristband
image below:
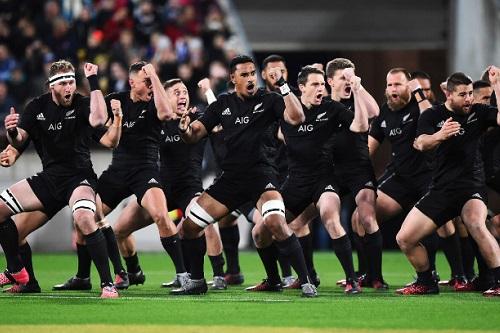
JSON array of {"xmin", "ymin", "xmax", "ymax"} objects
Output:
[
  {"xmin": 276, "ymin": 77, "xmax": 286, "ymax": 87},
  {"xmin": 413, "ymin": 88, "xmax": 426, "ymax": 102},
  {"xmin": 87, "ymin": 75, "xmax": 99, "ymax": 91},
  {"xmin": 7, "ymin": 128, "xmax": 18, "ymax": 138}
]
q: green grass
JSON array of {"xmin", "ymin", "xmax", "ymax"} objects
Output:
[{"xmin": 0, "ymin": 251, "xmax": 499, "ymax": 332}]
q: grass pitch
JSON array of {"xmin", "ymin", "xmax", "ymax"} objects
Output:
[{"xmin": 0, "ymin": 251, "xmax": 499, "ymax": 332}]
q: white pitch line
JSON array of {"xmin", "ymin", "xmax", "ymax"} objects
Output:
[{"xmin": 0, "ymin": 294, "xmax": 292, "ymax": 302}]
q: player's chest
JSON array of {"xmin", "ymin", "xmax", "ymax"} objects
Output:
[
  {"xmin": 383, "ymin": 112, "xmax": 417, "ymax": 139},
  {"xmin": 219, "ymin": 100, "xmax": 270, "ymax": 129},
  {"xmin": 37, "ymin": 109, "xmax": 79, "ymax": 134}
]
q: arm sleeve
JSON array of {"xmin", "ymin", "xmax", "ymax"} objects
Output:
[
  {"xmin": 79, "ymin": 96, "xmax": 91, "ymax": 126},
  {"xmin": 368, "ymin": 113, "xmax": 385, "ymax": 142},
  {"xmin": 198, "ymin": 98, "xmax": 222, "ymax": 133},
  {"xmin": 91, "ymin": 125, "xmax": 108, "ymax": 143},
  {"xmin": 416, "ymin": 110, "xmax": 437, "ymax": 136},
  {"xmin": 17, "ymin": 100, "xmax": 38, "ymax": 136},
  {"xmin": 477, "ymin": 104, "xmax": 499, "ymax": 128},
  {"xmin": 272, "ymin": 93, "xmax": 286, "ymax": 120}
]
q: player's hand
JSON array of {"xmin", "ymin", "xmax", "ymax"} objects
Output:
[
  {"xmin": 408, "ymin": 79, "xmax": 422, "ymax": 92},
  {"xmin": 142, "ymin": 64, "xmax": 157, "ymax": 78},
  {"xmin": 267, "ymin": 67, "xmax": 283, "ymax": 85},
  {"xmin": 438, "ymin": 117, "xmax": 461, "ymax": 140},
  {"xmin": 4, "ymin": 107, "xmax": 19, "ymax": 133},
  {"xmin": 488, "ymin": 65, "xmax": 500, "ymax": 85},
  {"xmin": 349, "ymin": 75, "xmax": 362, "ymax": 92},
  {"xmin": 84, "ymin": 63, "xmax": 98, "ymax": 77},
  {"xmin": 110, "ymin": 99, "xmax": 122, "ymax": 117},
  {"xmin": 179, "ymin": 107, "xmax": 196, "ymax": 133},
  {"xmin": 0, "ymin": 144, "xmax": 18, "ymax": 167},
  {"xmin": 198, "ymin": 78, "xmax": 211, "ymax": 94},
  {"xmin": 342, "ymin": 68, "xmax": 355, "ymax": 81},
  {"xmin": 440, "ymin": 81, "xmax": 447, "ymax": 94}
]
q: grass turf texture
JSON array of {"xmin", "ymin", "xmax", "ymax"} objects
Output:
[{"xmin": 0, "ymin": 251, "xmax": 499, "ymax": 332}]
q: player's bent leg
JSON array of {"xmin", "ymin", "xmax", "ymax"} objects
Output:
[
  {"xmin": 395, "ymin": 208, "xmax": 439, "ymax": 295},
  {"xmin": 375, "ymin": 190, "xmax": 403, "ymax": 224}
]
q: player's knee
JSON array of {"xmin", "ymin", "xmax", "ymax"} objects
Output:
[
  {"xmin": 396, "ymin": 232, "xmax": 412, "ymax": 252},
  {"xmin": 187, "ymin": 201, "xmax": 215, "ymax": 229},
  {"xmin": 261, "ymin": 200, "xmax": 285, "ymax": 225}
]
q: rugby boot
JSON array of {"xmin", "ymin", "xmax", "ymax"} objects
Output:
[
  {"xmin": 224, "ymin": 272, "xmax": 244, "ymax": 285},
  {"xmin": 483, "ymin": 283, "xmax": 500, "ymax": 297},
  {"xmin": 4, "ymin": 281, "xmax": 41, "ymax": 293},
  {"xmin": 245, "ymin": 278, "xmax": 282, "ymax": 292},
  {"xmin": 170, "ymin": 278, "xmax": 208, "ymax": 295},
  {"xmin": 344, "ymin": 278, "xmax": 362, "ymax": 294},
  {"xmin": 210, "ymin": 276, "xmax": 227, "ymax": 290},
  {"xmin": 128, "ymin": 270, "xmax": 146, "ymax": 286},
  {"xmin": 161, "ymin": 275, "xmax": 180, "ymax": 288},
  {"xmin": 283, "ymin": 278, "xmax": 301, "ymax": 289},
  {"xmin": 282, "ymin": 275, "xmax": 297, "ymax": 288},
  {"xmin": 114, "ymin": 270, "xmax": 130, "ymax": 290},
  {"xmin": 396, "ymin": 281, "xmax": 439, "ymax": 295},
  {"xmin": 301, "ymin": 282, "xmax": 317, "ymax": 297},
  {"xmin": 100, "ymin": 283, "xmax": 119, "ymax": 298},
  {"xmin": 53, "ymin": 276, "xmax": 92, "ymax": 291},
  {"xmin": 0, "ymin": 270, "xmax": 12, "ymax": 287}
]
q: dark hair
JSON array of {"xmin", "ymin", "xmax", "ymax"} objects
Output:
[
  {"xmin": 388, "ymin": 67, "xmax": 411, "ymax": 81},
  {"xmin": 129, "ymin": 61, "xmax": 148, "ymax": 74},
  {"xmin": 446, "ymin": 72, "xmax": 472, "ymax": 92},
  {"xmin": 411, "ymin": 70, "xmax": 431, "ymax": 80},
  {"xmin": 229, "ymin": 55, "xmax": 254, "ymax": 74},
  {"xmin": 163, "ymin": 78, "xmax": 183, "ymax": 90},
  {"xmin": 472, "ymin": 79, "xmax": 491, "ymax": 91},
  {"xmin": 325, "ymin": 58, "xmax": 354, "ymax": 78},
  {"xmin": 297, "ymin": 65, "xmax": 324, "ymax": 86},
  {"xmin": 262, "ymin": 54, "xmax": 286, "ymax": 69}
]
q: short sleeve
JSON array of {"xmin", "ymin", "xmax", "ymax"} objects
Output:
[
  {"xmin": 198, "ymin": 98, "xmax": 223, "ymax": 133},
  {"xmin": 416, "ymin": 109, "xmax": 438, "ymax": 136},
  {"xmin": 17, "ymin": 99, "xmax": 38, "ymax": 137},
  {"xmin": 475, "ymin": 104, "xmax": 498, "ymax": 128},
  {"xmin": 271, "ymin": 93, "xmax": 285, "ymax": 120},
  {"xmin": 369, "ymin": 113, "xmax": 385, "ymax": 143}
]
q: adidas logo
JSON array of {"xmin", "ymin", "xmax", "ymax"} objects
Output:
[
  {"xmin": 365, "ymin": 181, "xmax": 374, "ymax": 187},
  {"xmin": 381, "ymin": 120, "xmax": 386, "ymax": 128},
  {"xmin": 37, "ymin": 113, "xmax": 45, "ymax": 121},
  {"xmin": 471, "ymin": 193, "xmax": 483, "ymax": 199},
  {"xmin": 148, "ymin": 178, "xmax": 159, "ymax": 184},
  {"xmin": 265, "ymin": 183, "xmax": 275, "ymax": 189},
  {"xmin": 222, "ymin": 108, "xmax": 231, "ymax": 116},
  {"xmin": 436, "ymin": 120, "xmax": 445, "ymax": 128},
  {"xmin": 80, "ymin": 179, "xmax": 90, "ymax": 185},
  {"xmin": 324, "ymin": 185, "xmax": 335, "ymax": 191}
]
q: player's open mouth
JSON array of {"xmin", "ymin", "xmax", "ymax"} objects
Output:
[
  {"xmin": 345, "ymin": 87, "xmax": 351, "ymax": 94},
  {"xmin": 247, "ymin": 83, "xmax": 255, "ymax": 91},
  {"xmin": 391, "ymin": 93, "xmax": 399, "ymax": 99},
  {"xmin": 64, "ymin": 94, "xmax": 71, "ymax": 101},
  {"xmin": 177, "ymin": 101, "xmax": 187, "ymax": 110},
  {"xmin": 316, "ymin": 93, "xmax": 323, "ymax": 100}
]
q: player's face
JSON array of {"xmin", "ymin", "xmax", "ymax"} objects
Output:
[
  {"xmin": 417, "ymin": 78, "xmax": 434, "ymax": 102},
  {"xmin": 130, "ymin": 70, "xmax": 152, "ymax": 101},
  {"xmin": 448, "ymin": 84, "xmax": 474, "ymax": 115},
  {"xmin": 328, "ymin": 68, "xmax": 352, "ymax": 99},
  {"xmin": 231, "ymin": 62, "xmax": 257, "ymax": 98},
  {"xmin": 300, "ymin": 73, "xmax": 325, "ymax": 106},
  {"xmin": 166, "ymin": 82, "xmax": 189, "ymax": 116},
  {"xmin": 262, "ymin": 61, "xmax": 288, "ymax": 91},
  {"xmin": 51, "ymin": 77, "xmax": 76, "ymax": 107},
  {"xmin": 385, "ymin": 72, "xmax": 411, "ymax": 111},
  {"xmin": 473, "ymin": 86, "xmax": 493, "ymax": 105}
]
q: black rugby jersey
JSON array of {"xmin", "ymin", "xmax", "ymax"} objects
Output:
[
  {"xmin": 417, "ymin": 103, "xmax": 498, "ymax": 189},
  {"xmin": 160, "ymin": 114, "xmax": 205, "ymax": 186},
  {"xmin": 369, "ymin": 98, "xmax": 432, "ymax": 177},
  {"xmin": 106, "ymin": 92, "xmax": 162, "ymax": 167},
  {"xmin": 198, "ymin": 88, "xmax": 285, "ymax": 172},
  {"xmin": 281, "ymin": 99, "xmax": 353, "ymax": 176},
  {"xmin": 18, "ymin": 93, "xmax": 94, "ymax": 174}
]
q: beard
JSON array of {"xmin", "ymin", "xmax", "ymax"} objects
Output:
[
  {"xmin": 55, "ymin": 91, "xmax": 74, "ymax": 107},
  {"xmin": 386, "ymin": 89, "xmax": 411, "ymax": 111}
]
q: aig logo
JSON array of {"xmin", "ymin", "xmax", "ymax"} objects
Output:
[
  {"xmin": 456, "ymin": 128, "xmax": 465, "ymax": 136},
  {"xmin": 235, "ymin": 116, "xmax": 249, "ymax": 124},
  {"xmin": 123, "ymin": 121, "xmax": 136, "ymax": 128},
  {"xmin": 165, "ymin": 135, "xmax": 181, "ymax": 142},
  {"xmin": 389, "ymin": 128, "xmax": 402, "ymax": 136},
  {"xmin": 48, "ymin": 122, "xmax": 62, "ymax": 131},
  {"xmin": 298, "ymin": 124, "xmax": 314, "ymax": 132}
]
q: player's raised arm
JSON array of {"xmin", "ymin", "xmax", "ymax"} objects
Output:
[
  {"xmin": 143, "ymin": 63, "xmax": 174, "ymax": 121},
  {"xmin": 268, "ymin": 67, "xmax": 304, "ymax": 125},
  {"xmin": 84, "ymin": 62, "xmax": 107, "ymax": 127},
  {"xmin": 99, "ymin": 99, "xmax": 123, "ymax": 148}
]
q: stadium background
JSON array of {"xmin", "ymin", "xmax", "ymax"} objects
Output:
[{"xmin": 0, "ymin": 0, "xmax": 499, "ymax": 252}]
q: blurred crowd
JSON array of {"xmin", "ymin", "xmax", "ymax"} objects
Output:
[{"xmin": 0, "ymin": 0, "xmax": 243, "ymax": 139}]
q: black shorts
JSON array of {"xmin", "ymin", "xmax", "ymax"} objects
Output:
[
  {"xmin": 164, "ymin": 182, "xmax": 202, "ymax": 214},
  {"xmin": 415, "ymin": 187, "xmax": 488, "ymax": 227},
  {"xmin": 486, "ymin": 169, "xmax": 500, "ymax": 195},
  {"xmin": 281, "ymin": 173, "xmax": 339, "ymax": 217},
  {"xmin": 27, "ymin": 168, "xmax": 98, "ymax": 219},
  {"xmin": 206, "ymin": 169, "xmax": 280, "ymax": 212},
  {"xmin": 336, "ymin": 163, "xmax": 377, "ymax": 197},
  {"xmin": 377, "ymin": 170, "xmax": 432, "ymax": 211},
  {"xmin": 97, "ymin": 165, "xmax": 163, "ymax": 210}
]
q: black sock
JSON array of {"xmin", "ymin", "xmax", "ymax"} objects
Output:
[
  {"xmin": 352, "ymin": 233, "xmax": 367, "ymax": 275},
  {"xmin": 417, "ymin": 268, "xmax": 435, "ymax": 285},
  {"xmin": 220, "ymin": 225, "xmax": 240, "ymax": 274},
  {"xmin": 364, "ymin": 230, "xmax": 383, "ymax": 280},
  {"xmin": 101, "ymin": 226, "xmax": 125, "ymax": 274},
  {"xmin": 422, "ymin": 233, "xmax": 438, "ymax": 272},
  {"xmin": 492, "ymin": 266, "xmax": 500, "ymax": 284},
  {"xmin": 277, "ymin": 252, "xmax": 292, "ymax": 277},
  {"xmin": 332, "ymin": 234, "xmax": 356, "ymax": 281},
  {"xmin": 84, "ymin": 229, "xmax": 113, "ymax": 286},
  {"xmin": 460, "ymin": 236, "xmax": 476, "ymax": 280},
  {"xmin": 76, "ymin": 243, "xmax": 92, "ymax": 279},
  {"xmin": 298, "ymin": 234, "xmax": 315, "ymax": 277},
  {"xmin": 183, "ymin": 235, "xmax": 206, "ymax": 280},
  {"xmin": 470, "ymin": 237, "xmax": 493, "ymax": 281},
  {"xmin": 19, "ymin": 242, "xmax": 37, "ymax": 284},
  {"xmin": 181, "ymin": 239, "xmax": 191, "ymax": 273},
  {"xmin": 0, "ymin": 218, "xmax": 23, "ymax": 272},
  {"xmin": 440, "ymin": 232, "xmax": 464, "ymax": 277},
  {"xmin": 256, "ymin": 243, "xmax": 281, "ymax": 285},
  {"xmin": 161, "ymin": 234, "xmax": 186, "ymax": 274},
  {"xmin": 209, "ymin": 254, "xmax": 225, "ymax": 277},
  {"xmin": 124, "ymin": 252, "xmax": 141, "ymax": 274},
  {"xmin": 276, "ymin": 234, "xmax": 309, "ymax": 284}
]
